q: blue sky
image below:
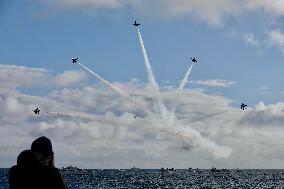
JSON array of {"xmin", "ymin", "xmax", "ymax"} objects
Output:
[
  {"xmin": 2, "ymin": 0, "xmax": 284, "ymax": 169},
  {"xmin": 2, "ymin": 0, "xmax": 284, "ymax": 105}
]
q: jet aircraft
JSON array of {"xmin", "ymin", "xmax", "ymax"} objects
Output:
[
  {"xmin": 131, "ymin": 113, "xmax": 137, "ymax": 118},
  {"xmin": 241, "ymin": 103, "xmax": 247, "ymax": 110},
  {"xmin": 72, "ymin": 58, "xmax": 79, "ymax": 63},
  {"xmin": 33, "ymin": 108, "xmax": 40, "ymax": 114},
  {"xmin": 133, "ymin": 21, "xmax": 140, "ymax": 27},
  {"xmin": 191, "ymin": 58, "xmax": 197, "ymax": 63}
]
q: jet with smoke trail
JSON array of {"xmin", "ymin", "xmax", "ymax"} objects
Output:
[
  {"xmin": 134, "ymin": 26, "xmax": 231, "ymax": 157},
  {"xmin": 56, "ymin": 24, "xmax": 233, "ymax": 159},
  {"xmin": 136, "ymin": 28, "xmax": 168, "ymax": 118},
  {"xmin": 133, "ymin": 20, "xmax": 140, "ymax": 27}
]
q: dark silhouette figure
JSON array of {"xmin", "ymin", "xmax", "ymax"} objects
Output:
[
  {"xmin": 9, "ymin": 136, "xmax": 67, "ymax": 189},
  {"xmin": 191, "ymin": 57, "xmax": 197, "ymax": 63},
  {"xmin": 133, "ymin": 20, "xmax": 140, "ymax": 27},
  {"xmin": 33, "ymin": 108, "xmax": 40, "ymax": 114},
  {"xmin": 72, "ymin": 58, "xmax": 79, "ymax": 63},
  {"xmin": 241, "ymin": 103, "xmax": 247, "ymax": 110}
]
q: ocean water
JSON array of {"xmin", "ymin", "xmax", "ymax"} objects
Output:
[{"xmin": 1, "ymin": 168, "xmax": 284, "ymax": 188}]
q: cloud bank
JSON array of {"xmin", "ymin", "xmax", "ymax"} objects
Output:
[
  {"xmin": 190, "ymin": 79, "xmax": 235, "ymax": 88},
  {"xmin": 1, "ymin": 64, "xmax": 284, "ymax": 169},
  {"xmin": 39, "ymin": 0, "xmax": 284, "ymax": 25},
  {"xmin": 0, "ymin": 64, "xmax": 86, "ymax": 89}
]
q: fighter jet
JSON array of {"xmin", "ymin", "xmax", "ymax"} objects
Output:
[
  {"xmin": 72, "ymin": 58, "xmax": 79, "ymax": 63},
  {"xmin": 133, "ymin": 21, "xmax": 140, "ymax": 27},
  {"xmin": 33, "ymin": 108, "xmax": 40, "ymax": 114},
  {"xmin": 131, "ymin": 113, "xmax": 137, "ymax": 119},
  {"xmin": 191, "ymin": 58, "xmax": 197, "ymax": 63},
  {"xmin": 241, "ymin": 103, "xmax": 247, "ymax": 110}
]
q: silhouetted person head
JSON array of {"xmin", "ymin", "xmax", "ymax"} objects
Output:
[
  {"xmin": 9, "ymin": 136, "xmax": 67, "ymax": 189},
  {"xmin": 31, "ymin": 136, "xmax": 52, "ymax": 157},
  {"xmin": 17, "ymin": 150, "xmax": 37, "ymax": 167},
  {"xmin": 31, "ymin": 136, "xmax": 54, "ymax": 167}
]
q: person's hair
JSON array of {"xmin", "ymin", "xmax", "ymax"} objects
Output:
[{"xmin": 31, "ymin": 136, "xmax": 53, "ymax": 159}]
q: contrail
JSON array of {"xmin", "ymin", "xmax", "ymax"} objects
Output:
[
  {"xmin": 136, "ymin": 117, "xmax": 232, "ymax": 158},
  {"xmin": 169, "ymin": 63, "xmax": 195, "ymax": 124},
  {"xmin": 176, "ymin": 110, "xmax": 231, "ymax": 125},
  {"xmin": 137, "ymin": 28, "xmax": 168, "ymax": 118},
  {"xmin": 47, "ymin": 111, "xmax": 231, "ymax": 158},
  {"xmin": 78, "ymin": 62, "xmax": 128, "ymax": 97},
  {"xmin": 178, "ymin": 63, "xmax": 194, "ymax": 91},
  {"xmin": 46, "ymin": 111, "xmax": 99, "ymax": 121},
  {"xmin": 77, "ymin": 62, "xmax": 153, "ymax": 116},
  {"xmin": 46, "ymin": 111, "xmax": 118, "ymax": 124}
]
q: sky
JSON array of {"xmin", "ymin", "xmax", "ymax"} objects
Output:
[{"xmin": 1, "ymin": 0, "xmax": 284, "ymax": 169}]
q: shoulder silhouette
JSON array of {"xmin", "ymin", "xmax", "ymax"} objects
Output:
[{"xmin": 9, "ymin": 136, "xmax": 67, "ymax": 189}]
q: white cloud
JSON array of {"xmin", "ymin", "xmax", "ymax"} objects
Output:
[
  {"xmin": 0, "ymin": 64, "xmax": 86, "ymax": 89},
  {"xmin": 0, "ymin": 64, "xmax": 49, "ymax": 89},
  {"xmin": 44, "ymin": 0, "xmax": 123, "ymax": 9},
  {"xmin": 51, "ymin": 70, "xmax": 86, "ymax": 87},
  {"xmin": 267, "ymin": 29, "xmax": 284, "ymax": 54},
  {"xmin": 239, "ymin": 102, "xmax": 284, "ymax": 127},
  {"xmin": 244, "ymin": 33, "xmax": 260, "ymax": 47},
  {"xmin": 39, "ymin": 0, "xmax": 284, "ymax": 26},
  {"xmin": 190, "ymin": 79, "xmax": 235, "ymax": 88},
  {"xmin": 2, "ymin": 64, "xmax": 284, "ymax": 169}
]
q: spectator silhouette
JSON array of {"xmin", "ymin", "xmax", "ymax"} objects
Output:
[{"xmin": 9, "ymin": 136, "xmax": 67, "ymax": 189}]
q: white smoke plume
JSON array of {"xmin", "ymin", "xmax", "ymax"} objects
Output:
[
  {"xmin": 46, "ymin": 111, "xmax": 101, "ymax": 122},
  {"xmin": 46, "ymin": 110, "xmax": 231, "ymax": 158},
  {"xmin": 137, "ymin": 28, "xmax": 168, "ymax": 118},
  {"xmin": 178, "ymin": 63, "xmax": 195, "ymax": 91},
  {"xmin": 169, "ymin": 63, "xmax": 195, "ymax": 124},
  {"xmin": 69, "ymin": 29, "xmax": 232, "ymax": 158},
  {"xmin": 78, "ymin": 62, "xmax": 129, "ymax": 97},
  {"xmin": 77, "ymin": 62, "xmax": 152, "ymax": 116}
]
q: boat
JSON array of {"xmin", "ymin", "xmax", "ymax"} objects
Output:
[
  {"xmin": 61, "ymin": 166, "xmax": 89, "ymax": 175},
  {"xmin": 130, "ymin": 166, "xmax": 141, "ymax": 171},
  {"xmin": 211, "ymin": 166, "xmax": 221, "ymax": 172}
]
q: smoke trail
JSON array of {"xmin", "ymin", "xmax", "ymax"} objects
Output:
[
  {"xmin": 139, "ymin": 118, "xmax": 231, "ymax": 158},
  {"xmin": 47, "ymin": 111, "xmax": 231, "ymax": 158},
  {"xmin": 178, "ymin": 63, "xmax": 194, "ymax": 91},
  {"xmin": 137, "ymin": 28, "xmax": 168, "ymax": 118},
  {"xmin": 170, "ymin": 126, "xmax": 232, "ymax": 158},
  {"xmin": 177, "ymin": 110, "xmax": 231, "ymax": 124},
  {"xmin": 46, "ymin": 111, "xmax": 120, "ymax": 125},
  {"xmin": 78, "ymin": 62, "xmax": 128, "ymax": 97},
  {"xmin": 168, "ymin": 63, "xmax": 195, "ymax": 124},
  {"xmin": 76, "ymin": 62, "xmax": 154, "ymax": 116},
  {"xmin": 46, "ymin": 111, "xmax": 99, "ymax": 121}
]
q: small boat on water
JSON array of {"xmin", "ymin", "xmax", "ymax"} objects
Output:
[
  {"xmin": 211, "ymin": 166, "xmax": 221, "ymax": 172},
  {"xmin": 61, "ymin": 166, "xmax": 89, "ymax": 175},
  {"xmin": 130, "ymin": 166, "xmax": 141, "ymax": 171}
]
